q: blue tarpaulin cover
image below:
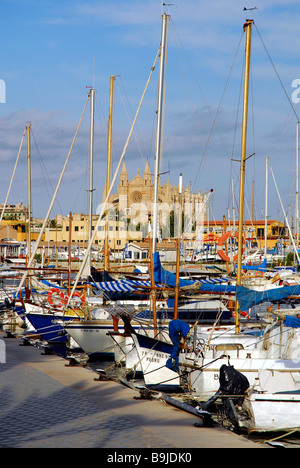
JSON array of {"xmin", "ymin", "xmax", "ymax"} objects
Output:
[
  {"xmin": 241, "ymin": 259, "xmax": 267, "ymax": 272},
  {"xmin": 166, "ymin": 319, "xmax": 190, "ymax": 372},
  {"xmin": 236, "ymin": 284, "xmax": 300, "ymax": 311},
  {"xmin": 153, "ymin": 252, "xmax": 235, "ymax": 294},
  {"xmin": 284, "ymin": 315, "xmax": 300, "ymax": 328}
]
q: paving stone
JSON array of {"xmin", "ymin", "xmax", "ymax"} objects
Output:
[{"xmin": 0, "ymin": 350, "xmax": 173, "ymax": 448}]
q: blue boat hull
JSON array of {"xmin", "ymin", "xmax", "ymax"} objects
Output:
[{"xmin": 25, "ymin": 313, "xmax": 81, "ymax": 344}]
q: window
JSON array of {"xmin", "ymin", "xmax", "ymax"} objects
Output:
[{"xmin": 257, "ymin": 228, "xmax": 264, "ymax": 238}]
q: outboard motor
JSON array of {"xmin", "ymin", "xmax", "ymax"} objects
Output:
[{"xmin": 201, "ymin": 364, "xmax": 250, "ymax": 413}]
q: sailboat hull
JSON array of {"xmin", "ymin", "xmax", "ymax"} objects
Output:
[
  {"xmin": 64, "ymin": 320, "xmax": 126, "ymax": 359},
  {"xmin": 244, "ymin": 391, "xmax": 300, "ymax": 432},
  {"xmin": 24, "ymin": 312, "xmax": 81, "ymax": 344},
  {"xmin": 131, "ymin": 333, "xmax": 181, "ymax": 391}
]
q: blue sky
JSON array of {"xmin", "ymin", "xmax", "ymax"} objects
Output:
[{"xmin": 1, "ymin": 0, "xmax": 300, "ymax": 225}]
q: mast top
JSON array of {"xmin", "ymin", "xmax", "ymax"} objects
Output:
[
  {"xmin": 243, "ymin": 18, "xmax": 254, "ymax": 30},
  {"xmin": 161, "ymin": 2, "xmax": 174, "ymax": 16}
]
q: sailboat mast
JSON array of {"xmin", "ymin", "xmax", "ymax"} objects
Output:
[
  {"xmin": 104, "ymin": 76, "xmax": 115, "ymax": 271},
  {"xmin": 296, "ymin": 122, "xmax": 299, "ymax": 258},
  {"xmin": 26, "ymin": 124, "xmax": 32, "ymax": 266},
  {"xmin": 152, "ymin": 13, "xmax": 170, "ymax": 254},
  {"xmin": 264, "ymin": 157, "xmax": 269, "ymax": 258},
  {"xmin": 236, "ymin": 19, "xmax": 253, "ymax": 333},
  {"xmin": 87, "ymin": 88, "xmax": 95, "ymax": 276}
]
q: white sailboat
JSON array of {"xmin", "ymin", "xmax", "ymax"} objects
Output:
[
  {"xmin": 64, "ymin": 57, "xmax": 162, "ymax": 358},
  {"xmin": 131, "ymin": 18, "xmax": 300, "ymax": 433}
]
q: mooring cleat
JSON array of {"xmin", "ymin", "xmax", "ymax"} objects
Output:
[
  {"xmin": 195, "ymin": 409, "xmax": 215, "ymax": 427},
  {"xmin": 133, "ymin": 385, "xmax": 153, "ymax": 400},
  {"xmin": 94, "ymin": 369, "xmax": 110, "ymax": 381}
]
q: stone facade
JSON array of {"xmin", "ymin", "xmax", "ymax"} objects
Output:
[
  {"xmin": 0, "ymin": 203, "xmax": 28, "ymax": 221},
  {"xmin": 108, "ymin": 161, "xmax": 206, "ymax": 237}
]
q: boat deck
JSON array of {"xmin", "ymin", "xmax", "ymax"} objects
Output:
[{"xmin": 0, "ymin": 331, "xmax": 260, "ymax": 449}]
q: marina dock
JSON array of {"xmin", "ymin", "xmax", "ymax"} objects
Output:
[{"xmin": 0, "ymin": 331, "xmax": 261, "ymax": 449}]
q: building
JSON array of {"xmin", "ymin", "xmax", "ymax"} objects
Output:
[
  {"xmin": 51, "ymin": 213, "xmax": 142, "ymax": 250},
  {"xmin": 107, "ymin": 161, "xmax": 207, "ymax": 238},
  {"xmin": 124, "ymin": 241, "xmax": 177, "ymax": 263},
  {"xmin": 0, "ymin": 203, "xmax": 28, "ymax": 221},
  {"xmin": 185, "ymin": 219, "xmax": 288, "ymax": 251}
]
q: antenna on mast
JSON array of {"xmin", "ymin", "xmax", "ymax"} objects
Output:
[
  {"xmin": 162, "ymin": 2, "xmax": 176, "ymax": 14},
  {"xmin": 93, "ymin": 56, "xmax": 96, "ymax": 89},
  {"xmin": 243, "ymin": 6, "xmax": 258, "ymax": 16}
]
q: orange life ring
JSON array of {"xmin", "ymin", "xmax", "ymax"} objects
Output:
[
  {"xmin": 232, "ymin": 310, "xmax": 250, "ymax": 319},
  {"xmin": 48, "ymin": 288, "xmax": 66, "ymax": 308},
  {"xmin": 217, "ymin": 231, "xmax": 244, "ymax": 262}
]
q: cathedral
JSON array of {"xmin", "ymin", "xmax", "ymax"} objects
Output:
[{"xmin": 108, "ymin": 160, "xmax": 207, "ymax": 237}]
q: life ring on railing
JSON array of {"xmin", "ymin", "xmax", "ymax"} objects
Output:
[
  {"xmin": 64, "ymin": 291, "xmax": 85, "ymax": 306},
  {"xmin": 217, "ymin": 231, "xmax": 244, "ymax": 262},
  {"xmin": 48, "ymin": 288, "xmax": 66, "ymax": 308},
  {"xmin": 232, "ymin": 310, "xmax": 250, "ymax": 319}
]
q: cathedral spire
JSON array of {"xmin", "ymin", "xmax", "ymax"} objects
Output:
[
  {"xmin": 143, "ymin": 159, "xmax": 151, "ymax": 176},
  {"xmin": 121, "ymin": 161, "xmax": 128, "ymax": 175},
  {"xmin": 143, "ymin": 159, "xmax": 152, "ymax": 186},
  {"xmin": 120, "ymin": 161, "xmax": 128, "ymax": 187}
]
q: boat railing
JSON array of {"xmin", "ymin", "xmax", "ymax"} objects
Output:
[{"xmin": 211, "ymin": 343, "xmax": 244, "ymax": 359}]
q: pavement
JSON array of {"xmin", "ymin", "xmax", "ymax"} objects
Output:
[{"xmin": 0, "ymin": 331, "xmax": 262, "ymax": 449}]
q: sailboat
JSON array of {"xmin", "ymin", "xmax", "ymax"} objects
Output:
[
  {"xmin": 12, "ymin": 94, "xmax": 98, "ymax": 347},
  {"xmin": 63, "ymin": 13, "xmax": 230, "ymax": 360},
  {"xmin": 130, "ymin": 18, "xmax": 300, "ymax": 433},
  {"xmin": 63, "ymin": 76, "xmax": 163, "ymax": 359}
]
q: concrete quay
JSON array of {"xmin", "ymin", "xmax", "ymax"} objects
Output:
[{"xmin": 0, "ymin": 331, "xmax": 262, "ymax": 449}]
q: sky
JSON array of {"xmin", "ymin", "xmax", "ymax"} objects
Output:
[{"xmin": 1, "ymin": 0, "xmax": 300, "ymax": 226}]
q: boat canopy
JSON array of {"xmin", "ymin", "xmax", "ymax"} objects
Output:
[
  {"xmin": 153, "ymin": 252, "xmax": 235, "ymax": 293},
  {"xmin": 92, "ymin": 278, "xmax": 152, "ymax": 293},
  {"xmin": 284, "ymin": 315, "xmax": 300, "ymax": 328},
  {"xmin": 236, "ymin": 284, "xmax": 300, "ymax": 311},
  {"xmin": 242, "ymin": 259, "xmax": 267, "ymax": 272},
  {"xmin": 89, "ymin": 253, "xmax": 235, "ymax": 294}
]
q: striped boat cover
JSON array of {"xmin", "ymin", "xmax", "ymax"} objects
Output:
[
  {"xmin": 92, "ymin": 276, "xmax": 230, "ymax": 293},
  {"xmin": 93, "ymin": 279, "xmax": 152, "ymax": 293}
]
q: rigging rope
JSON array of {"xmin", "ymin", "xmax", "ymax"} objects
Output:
[
  {"xmin": 254, "ymin": 23, "xmax": 299, "ymax": 122},
  {"xmin": 0, "ymin": 130, "xmax": 25, "ymax": 225}
]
